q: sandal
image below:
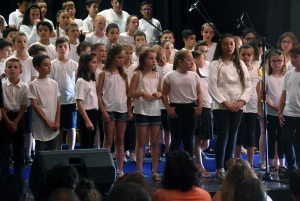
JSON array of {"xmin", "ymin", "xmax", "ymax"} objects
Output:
[
  {"xmin": 278, "ymin": 166, "xmax": 287, "ymax": 174},
  {"xmin": 152, "ymin": 171, "xmax": 161, "ymax": 181},
  {"xmin": 144, "ymin": 147, "xmax": 152, "ymax": 158},
  {"xmin": 259, "ymin": 160, "xmax": 266, "ymax": 171},
  {"xmin": 116, "ymin": 170, "xmax": 124, "ymax": 179},
  {"xmin": 269, "ymin": 166, "xmax": 276, "ymax": 175},
  {"xmin": 199, "ymin": 169, "xmax": 212, "ymax": 178}
]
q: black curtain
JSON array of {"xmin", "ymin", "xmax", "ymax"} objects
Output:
[{"xmin": 0, "ymin": 0, "xmax": 267, "ymax": 49}]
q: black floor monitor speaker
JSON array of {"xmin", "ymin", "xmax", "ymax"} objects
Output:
[{"xmin": 29, "ymin": 149, "xmax": 115, "ymax": 198}]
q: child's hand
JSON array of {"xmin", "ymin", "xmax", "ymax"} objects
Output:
[
  {"xmin": 85, "ymin": 121, "xmax": 94, "ymax": 131},
  {"xmin": 234, "ymin": 100, "xmax": 245, "ymax": 111},
  {"xmin": 279, "ymin": 114, "xmax": 285, "ymax": 127},
  {"xmin": 46, "ymin": 120, "xmax": 56, "ymax": 131},
  {"xmin": 126, "ymin": 112, "xmax": 134, "ymax": 121},
  {"xmin": 167, "ymin": 107, "xmax": 178, "ymax": 118},
  {"xmin": 223, "ymin": 102, "xmax": 237, "ymax": 112},
  {"xmin": 142, "ymin": 92, "xmax": 154, "ymax": 102},
  {"xmin": 34, "ymin": 19, "xmax": 41, "ymax": 25},
  {"xmin": 54, "ymin": 122, "xmax": 60, "ymax": 132},
  {"xmin": 257, "ymin": 108, "xmax": 262, "ymax": 118},
  {"xmin": 7, "ymin": 121, "xmax": 17, "ymax": 132},
  {"xmin": 102, "ymin": 111, "xmax": 111, "ymax": 123},
  {"xmin": 152, "ymin": 92, "xmax": 162, "ymax": 99},
  {"xmin": 193, "ymin": 107, "xmax": 202, "ymax": 117}
]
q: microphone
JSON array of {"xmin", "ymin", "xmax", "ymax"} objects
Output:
[
  {"xmin": 189, "ymin": 0, "xmax": 200, "ymax": 12},
  {"xmin": 236, "ymin": 12, "xmax": 244, "ymax": 28}
]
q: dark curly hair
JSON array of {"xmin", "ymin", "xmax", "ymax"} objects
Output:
[
  {"xmin": 162, "ymin": 151, "xmax": 200, "ymax": 192},
  {"xmin": 75, "ymin": 179, "xmax": 102, "ymax": 201}
]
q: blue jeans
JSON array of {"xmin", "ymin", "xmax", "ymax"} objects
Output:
[{"xmin": 213, "ymin": 110, "xmax": 243, "ymax": 169}]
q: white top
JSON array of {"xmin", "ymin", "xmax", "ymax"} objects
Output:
[
  {"xmin": 2, "ymin": 79, "xmax": 29, "ymax": 112},
  {"xmin": 245, "ymin": 67, "xmax": 261, "ymax": 113},
  {"xmin": 286, "ymin": 60, "xmax": 294, "ymax": 71},
  {"xmin": 138, "ymin": 18, "xmax": 162, "ymax": 46},
  {"xmin": 84, "ymin": 32, "xmax": 108, "ymax": 46},
  {"xmin": 82, "ymin": 15, "xmax": 93, "ymax": 34},
  {"xmin": 30, "ymin": 42, "xmax": 57, "ymax": 61},
  {"xmin": 102, "ymin": 70, "xmax": 127, "ymax": 113},
  {"xmin": 0, "ymin": 15, "xmax": 7, "ymax": 26},
  {"xmin": 69, "ymin": 44, "xmax": 79, "ymax": 63},
  {"xmin": 124, "ymin": 64, "xmax": 136, "ymax": 85},
  {"xmin": 132, "ymin": 52, "xmax": 138, "ymax": 63},
  {"xmin": 206, "ymin": 43, "xmax": 217, "ymax": 62},
  {"xmin": 0, "ymin": 62, "xmax": 5, "ymax": 82},
  {"xmin": 198, "ymin": 65, "xmax": 211, "ymax": 108},
  {"xmin": 57, "ymin": 27, "xmax": 69, "ymax": 39},
  {"xmin": 49, "ymin": 59, "xmax": 78, "ymax": 104},
  {"xmin": 74, "ymin": 18, "xmax": 83, "ymax": 31},
  {"xmin": 282, "ymin": 70, "xmax": 300, "ymax": 117},
  {"xmin": 164, "ymin": 70, "xmax": 200, "ymax": 103},
  {"xmin": 251, "ymin": 57, "xmax": 261, "ymax": 69},
  {"xmin": 208, "ymin": 59, "xmax": 251, "ymax": 110},
  {"xmin": 266, "ymin": 75, "xmax": 283, "ymax": 116},
  {"xmin": 98, "ymin": 9, "xmax": 129, "ymax": 33},
  {"xmin": 9, "ymin": 9, "xmax": 23, "ymax": 28},
  {"xmin": 119, "ymin": 33, "xmax": 135, "ymax": 52},
  {"xmin": 5, "ymin": 55, "xmax": 39, "ymax": 85},
  {"xmin": 19, "ymin": 25, "xmax": 39, "ymax": 47},
  {"xmin": 75, "ymin": 78, "xmax": 98, "ymax": 110},
  {"xmin": 29, "ymin": 78, "xmax": 60, "ymax": 141},
  {"xmin": 156, "ymin": 63, "xmax": 173, "ymax": 109},
  {"xmin": 133, "ymin": 71, "xmax": 160, "ymax": 116},
  {"xmin": 182, "ymin": 47, "xmax": 194, "ymax": 52}
]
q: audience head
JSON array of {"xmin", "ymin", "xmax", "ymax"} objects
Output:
[
  {"xmin": 162, "ymin": 151, "xmax": 200, "ymax": 192},
  {"xmin": 48, "ymin": 188, "xmax": 80, "ymax": 201},
  {"xmin": 106, "ymin": 182, "xmax": 150, "ymax": 201},
  {"xmin": 221, "ymin": 159, "xmax": 257, "ymax": 201},
  {"xmin": 74, "ymin": 179, "xmax": 102, "ymax": 201},
  {"xmin": 0, "ymin": 174, "xmax": 28, "ymax": 201},
  {"xmin": 234, "ymin": 178, "xmax": 267, "ymax": 201},
  {"xmin": 289, "ymin": 169, "xmax": 300, "ymax": 201}
]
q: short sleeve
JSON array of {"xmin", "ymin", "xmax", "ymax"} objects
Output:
[
  {"xmin": 164, "ymin": 72, "xmax": 171, "ymax": 84},
  {"xmin": 75, "ymin": 79, "xmax": 86, "ymax": 101},
  {"xmin": 8, "ymin": 13, "xmax": 17, "ymax": 27},
  {"xmin": 28, "ymin": 83, "xmax": 37, "ymax": 99},
  {"xmin": 21, "ymin": 84, "xmax": 29, "ymax": 105},
  {"xmin": 282, "ymin": 72, "xmax": 288, "ymax": 91}
]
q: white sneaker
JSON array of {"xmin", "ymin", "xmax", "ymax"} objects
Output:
[
  {"xmin": 241, "ymin": 147, "xmax": 247, "ymax": 155},
  {"xmin": 123, "ymin": 155, "xmax": 127, "ymax": 163},
  {"xmin": 130, "ymin": 153, "xmax": 136, "ymax": 162},
  {"xmin": 214, "ymin": 168, "xmax": 226, "ymax": 182},
  {"xmin": 117, "ymin": 170, "xmax": 124, "ymax": 179}
]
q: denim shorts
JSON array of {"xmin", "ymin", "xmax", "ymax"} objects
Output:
[
  {"xmin": 106, "ymin": 111, "xmax": 127, "ymax": 122},
  {"xmin": 135, "ymin": 114, "xmax": 162, "ymax": 126}
]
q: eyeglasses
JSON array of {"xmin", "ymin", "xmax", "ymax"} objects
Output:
[
  {"xmin": 281, "ymin": 40, "xmax": 293, "ymax": 45},
  {"xmin": 141, "ymin": 8, "xmax": 152, "ymax": 12},
  {"xmin": 270, "ymin": 59, "xmax": 283, "ymax": 64},
  {"xmin": 244, "ymin": 37, "xmax": 256, "ymax": 41},
  {"xmin": 185, "ymin": 59, "xmax": 195, "ymax": 63}
]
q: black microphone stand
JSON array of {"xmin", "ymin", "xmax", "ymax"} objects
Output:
[
  {"xmin": 189, "ymin": 1, "xmax": 221, "ymax": 37},
  {"xmin": 236, "ymin": 18, "xmax": 287, "ymax": 184}
]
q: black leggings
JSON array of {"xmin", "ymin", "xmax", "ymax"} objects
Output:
[
  {"xmin": 236, "ymin": 113, "xmax": 257, "ymax": 147},
  {"xmin": 267, "ymin": 114, "xmax": 284, "ymax": 159},
  {"xmin": 78, "ymin": 109, "xmax": 98, "ymax": 149}
]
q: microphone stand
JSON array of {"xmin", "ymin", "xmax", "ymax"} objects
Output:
[
  {"xmin": 189, "ymin": 1, "xmax": 221, "ymax": 37},
  {"xmin": 236, "ymin": 18, "xmax": 287, "ymax": 184}
]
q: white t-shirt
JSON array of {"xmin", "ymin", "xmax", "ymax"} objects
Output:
[
  {"xmin": 138, "ymin": 18, "xmax": 162, "ymax": 46},
  {"xmin": 98, "ymin": 9, "xmax": 129, "ymax": 33},
  {"xmin": 208, "ymin": 59, "xmax": 251, "ymax": 110},
  {"xmin": 30, "ymin": 42, "xmax": 57, "ymax": 61},
  {"xmin": 282, "ymin": 70, "xmax": 300, "ymax": 117},
  {"xmin": 74, "ymin": 18, "xmax": 83, "ymax": 31},
  {"xmin": 133, "ymin": 71, "xmax": 161, "ymax": 116},
  {"xmin": 156, "ymin": 63, "xmax": 173, "ymax": 109},
  {"xmin": 0, "ymin": 15, "xmax": 7, "ymax": 26},
  {"xmin": 164, "ymin": 70, "xmax": 200, "ymax": 103},
  {"xmin": 29, "ymin": 78, "xmax": 60, "ymax": 141},
  {"xmin": 9, "ymin": 9, "xmax": 23, "ymax": 28},
  {"xmin": 82, "ymin": 15, "xmax": 93, "ymax": 34},
  {"xmin": 124, "ymin": 64, "xmax": 136, "ymax": 85},
  {"xmin": 5, "ymin": 55, "xmax": 39, "ymax": 85},
  {"xmin": 286, "ymin": 60, "xmax": 294, "ymax": 71},
  {"xmin": 19, "ymin": 25, "xmax": 39, "ymax": 47},
  {"xmin": 245, "ymin": 67, "xmax": 261, "ymax": 113},
  {"xmin": 57, "ymin": 27, "xmax": 69, "ymax": 39},
  {"xmin": 119, "ymin": 33, "xmax": 135, "ymax": 52},
  {"xmin": 84, "ymin": 32, "xmax": 108, "ymax": 46},
  {"xmin": 0, "ymin": 61, "xmax": 5, "ymax": 82},
  {"xmin": 75, "ymin": 78, "xmax": 98, "ymax": 110},
  {"xmin": 69, "ymin": 44, "xmax": 79, "ymax": 63},
  {"xmin": 132, "ymin": 52, "xmax": 138, "ymax": 63},
  {"xmin": 49, "ymin": 59, "xmax": 78, "ymax": 104},
  {"xmin": 199, "ymin": 65, "xmax": 211, "ymax": 109},
  {"xmin": 102, "ymin": 70, "xmax": 127, "ymax": 113},
  {"xmin": 206, "ymin": 42, "xmax": 217, "ymax": 62},
  {"xmin": 266, "ymin": 75, "xmax": 284, "ymax": 116}
]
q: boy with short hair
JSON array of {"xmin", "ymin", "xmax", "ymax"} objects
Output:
[
  {"xmin": 49, "ymin": 37, "xmax": 78, "ymax": 150},
  {"xmin": 132, "ymin": 30, "xmax": 148, "ymax": 63},
  {"xmin": 65, "ymin": 22, "xmax": 80, "ymax": 63},
  {"xmin": 195, "ymin": 40, "xmax": 209, "ymax": 61},
  {"xmin": 35, "ymin": 0, "xmax": 55, "ymax": 30},
  {"xmin": 9, "ymin": 0, "xmax": 32, "ymax": 28},
  {"xmin": 182, "ymin": 29, "xmax": 196, "ymax": 51},
  {"xmin": 28, "ymin": 44, "xmax": 46, "ymax": 56},
  {"xmin": 160, "ymin": 30, "xmax": 175, "ymax": 44},
  {"xmin": 63, "ymin": 1, "xmax": 83, "ymax": 32},
  {"xmin": 0, "ymin": 58, "xmax": 29, "ymax": 177},
  {"xmin": 29, "ymin": 54, "xmax": 61, "ymax": 152},
  {"xmin": 139, "ymin": 1, "xmax": 162, "ymax": 46},
  {"xmin": 0, "ymin": 38, "xmax": 12, "ymax": 80},
  {"xmin": 7, "ymin": 31, "xmax": 39, "ymax": 164},
  {"xmin": 83, "ymin": 0, "xmax": 100, "ymax": 35},
  {"xmin": 31, "ymin": 21, "xmax": 56, "ymax": 61},
  {"xmin": 278, "ymin": 45, "xmax": 300, "ymax": 176}
]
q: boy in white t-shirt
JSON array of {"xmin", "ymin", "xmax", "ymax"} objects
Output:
[
  {"xmin": 8, "ymin": 0, "xmax": 32, "ymax": 28},
  {"xmin": 84, "ymin": 15, "xmax": 108, "ymax": 46},
  {"xmin": 29, "ymin": 54, "xmax": 61, "ymax": 152},
  {"xmin": 182, "ymin": 29, "xmax": 196, "ymax": 51},
  {"xmin": 49, "ymin": 37, "xmax": 78, "ymax": 150},
  {"xmin": 63, "ymin": 1, "xmax": 83, "ymax": 32},
  {"xmin": 65, "ymin": 22, "xmax": 80, "ymax": 63},
  {"xmin": 36, "ymin": 0, "xmax": 55, "ymax": 32},
  {"xmin": 278, "ymin": 45, "xmax": 300, "ymax": 175},
  {"xmin": 31, "ymin": 21, "xmax": 56, "ymax": 61},
  {"xmin": 0, "ymin": 39, "xmax": 12, "ymax": 81},
  {"xmin": 83, "ymin": 0, "xmax": 100, "ymax": 35}
]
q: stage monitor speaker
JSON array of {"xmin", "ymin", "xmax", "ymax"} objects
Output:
[{"xmin": 29, "ymin": 149, "xmax": 115, "ymax": 198}]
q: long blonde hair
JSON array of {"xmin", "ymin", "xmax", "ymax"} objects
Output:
[{"xmin": 221, "ymin": 159, "xmax": 257, "ymax": 201}]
